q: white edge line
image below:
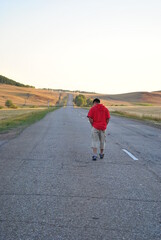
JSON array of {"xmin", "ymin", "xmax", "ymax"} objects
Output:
[{"xmin": 122, "ymin": 149, "xmax": 138, "ymax": 161}]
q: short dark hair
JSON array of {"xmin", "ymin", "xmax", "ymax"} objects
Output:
[{"xmin": 93, "ymin": 98, "xmax": 100, "ymax": 104}]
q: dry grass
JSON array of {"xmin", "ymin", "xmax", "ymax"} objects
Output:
[
  {"xmin": 108, "ymin": 105, "xmax": 161, "ymax": 119},
  {"xmin": 0, "ymin": 84, "xmax": 68, "ymax": 107},
  {"xmin": 108, "ymin": 106, "xmax": 161, "ymax": 127}
]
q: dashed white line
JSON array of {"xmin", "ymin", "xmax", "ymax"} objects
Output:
[{"xmin": 122, "ymin": 149, "xmax": 138, "ymax": 161}]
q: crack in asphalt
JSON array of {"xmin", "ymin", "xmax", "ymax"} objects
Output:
[{"xmin": 0, "ymin": 192, "xmax": 160, "ymax": 203}]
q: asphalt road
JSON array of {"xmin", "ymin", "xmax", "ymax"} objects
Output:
[{"xmin": 0, "ymin": 95, "xmax": 161, "ymax": 240}]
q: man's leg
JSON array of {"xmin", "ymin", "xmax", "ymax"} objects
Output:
[
  {"xmin": 99, "ymin": 130, "xmax": 106, "ymax": 159},
  {"xmin": 100, "ymin": 149, "xmax": 104, "ymax": 154},
  {"xmin": 91, "ymin": 128, "xmax": 99, "ymax": 160},
  {"xmin": 93, "ymin": 147, "xmax": 98, "ymax": 155}
]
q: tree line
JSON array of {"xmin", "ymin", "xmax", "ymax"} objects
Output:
[{"xmin": 0, "ymin": 75, "xmax": 35, "ymax": 88}]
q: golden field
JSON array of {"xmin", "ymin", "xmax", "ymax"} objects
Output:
[
  {"xmin": 0, "ymin": 84, "xmax": 67, "ymax": 107},
  {"xmin": 108, "ymin": 105, "xmax": 161, "ymax": 119},
  {"xmin": 0, "ymin": 84, "xmax": 68, "ymax": 134}
]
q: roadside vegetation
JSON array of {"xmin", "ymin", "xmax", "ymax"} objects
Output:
[
  {"xmin": 56, "ymin": 94, "xmax": 68, "ymax": 106},
  {"xmin": 74, "ymin": 94, "xmax": 93, "ymax": 107},
  {"xmin": 0, "ymin": 107, "xmax": 59, "ymax": 133}
]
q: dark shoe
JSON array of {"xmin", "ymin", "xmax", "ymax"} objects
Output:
[
  {"xmin": 99, "ymin": 153, "xmax": 104, "ymax": 159},
  {"xmin": 92, "ymin": 155, "xmax": 97, "ymax": 161}
]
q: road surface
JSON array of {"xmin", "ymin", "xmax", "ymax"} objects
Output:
[{"xmin": 0, "ymin": 95, "xmax": 161, "ymax": 240}]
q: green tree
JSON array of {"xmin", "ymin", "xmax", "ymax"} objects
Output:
[{"xmin": 74, "ymin": 94, "xmax": 87, "ymax": 107}]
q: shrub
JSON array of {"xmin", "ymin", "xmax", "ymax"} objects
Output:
[
  {"xmin": 29, "ymin": 105, "xmax": 37, "ymax": 108},
  {"xmin": 5, "ymin": 100, "xmax": 17, "ymax": 108},
  {"xmin": 5, "ymin": 100, "xmax": 13, "ymax": 108},
  {"xmin": 10, "ymin": 104, "xmax": 18, "ymax": 109},
  {"xmin": 86, "ymin": 98, "xmax": 93, "ymax": 107}
]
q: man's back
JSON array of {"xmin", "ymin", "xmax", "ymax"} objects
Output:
[{"xmin": 87, "ymin": 103, "xmax": 110, "ymax": 130}]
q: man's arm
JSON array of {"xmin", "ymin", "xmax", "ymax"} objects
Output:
[
  {"xmin": 106, "ymin": 118, "xmax": 110, "ymax": 125},
  {"xmin": 106, "ymin": 108, "xmax": 110, "ymax": 126},
  {"xmin": 88, "ymin": 117, "xmax": 93, "ymax": 126}
]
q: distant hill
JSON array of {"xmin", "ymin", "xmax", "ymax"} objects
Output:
[
  {"xmin": 102, "ymin": 91, "xmax": 161, "ymax": 105},
  {"xmin": 84, "ymin": 91, "xmax": 161, "ymax": 106},
  {"xmin": 0, "ymin": 75, "xmax": 34, "ymax": 88}
]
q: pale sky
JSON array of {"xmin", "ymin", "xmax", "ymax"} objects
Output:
[{"xmin": 0, "ymin": 0, "xmax": 161, "ymax": 94}]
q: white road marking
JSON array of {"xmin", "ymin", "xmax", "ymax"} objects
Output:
[{"xmin": 122, "ymin": 149, "xmax": 138, "ymax": 161}]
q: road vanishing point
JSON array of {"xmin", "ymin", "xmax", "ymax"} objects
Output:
[{"xmin": 0, "ymin": 95, "xmax": 161, "ymax": 240}]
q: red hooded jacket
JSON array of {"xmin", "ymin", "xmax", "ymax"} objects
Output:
[{"xmin": 87, "ymin": 104, "xmax": 110, "ymax": 130}]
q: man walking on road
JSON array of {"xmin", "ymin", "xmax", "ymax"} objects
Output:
[{"xmin": 87, "ymin": 98, "xmax": 110, "ymax": 161}]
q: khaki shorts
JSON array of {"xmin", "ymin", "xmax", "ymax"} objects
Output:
[{"xmin": 91, "ymin": 127, "xmax": 106, "ymax": 149}]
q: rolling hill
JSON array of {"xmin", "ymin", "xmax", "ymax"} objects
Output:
[
  {"xmin": 0, "ymin": 73, "xmax": 161, "ymax": 107},
  {"xmin": 0, "ymin": 84, "xmax": 67, "ymax": 107},
  {"xmin": 84, "ymin": 91, "xmax": 161, "ymax": 106}
]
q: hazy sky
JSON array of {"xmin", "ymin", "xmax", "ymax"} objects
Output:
[{"xmin": 0, "ymin": 0, "xmax": 161, "ymax": 94}]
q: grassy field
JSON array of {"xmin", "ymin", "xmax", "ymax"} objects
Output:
[
  {"xmin": 108, "ymin": 105, "xmax": 161, "ymax": 126},
  {"xmin": 0, "ymin": 108, "xmax": 46, "ymax": 121},
  {"xmin": 0, "ymin": 107, "xmax": 59, "ymax": 133},
  {"xmin": 109, "ymin": 105, "xmax": 161, "ymax": 117}
]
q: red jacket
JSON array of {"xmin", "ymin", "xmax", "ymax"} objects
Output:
[{"xmin": 87, "ymin": 104, "xmax": 110, "ymax": 130}]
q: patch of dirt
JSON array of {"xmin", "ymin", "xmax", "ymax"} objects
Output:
[{"xmin": 0, "ymin": 127, "xmax": 24, "ymax": 141}]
